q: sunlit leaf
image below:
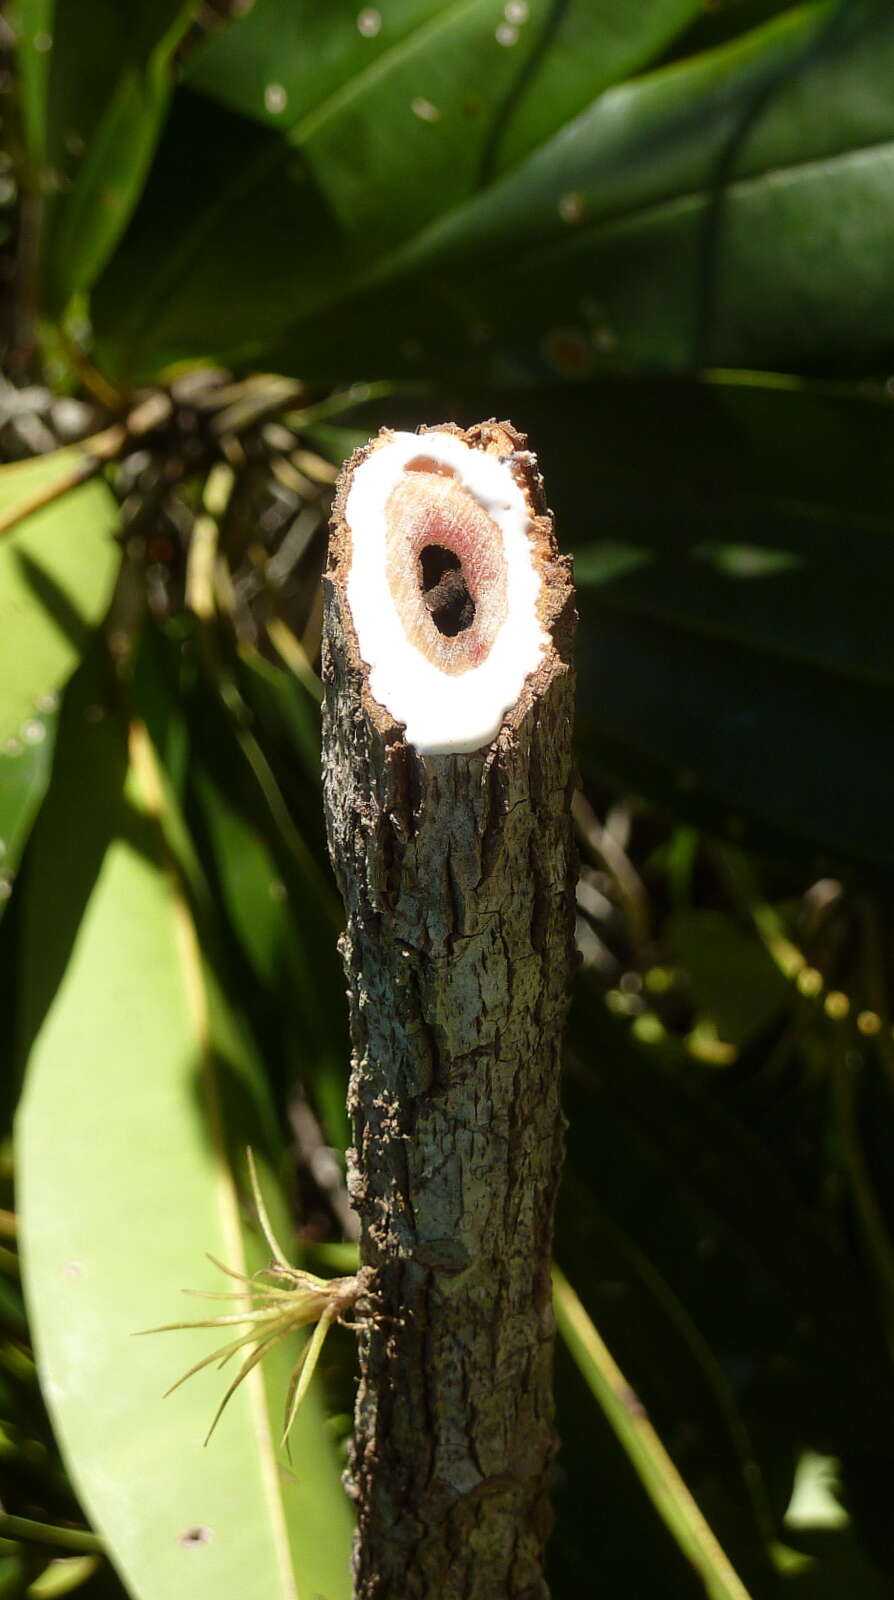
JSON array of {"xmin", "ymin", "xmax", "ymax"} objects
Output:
[
  {"xmin": 0, "ymin": 714, "xmax": 56, "ymax": 922},
  {"xmin": 16, "ymin": 665, "xmax": 353, "ymax": 1600},
  {"xmin": 0, "ymin": 452, "xmax": 119, "ymax": 750}
]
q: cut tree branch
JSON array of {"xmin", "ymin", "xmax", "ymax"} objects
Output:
[{"xmin": 323, "ymin": 420, "xmax": 576, "ymax": 1599}]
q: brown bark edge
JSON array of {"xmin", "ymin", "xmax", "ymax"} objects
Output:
[{"xmin": 322, "ymin": 419, "xmax": 577, "ymax": 1599}]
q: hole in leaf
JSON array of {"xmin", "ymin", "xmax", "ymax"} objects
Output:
[
  {"xmin": 178, "ymin": 1526, "xmax": 213, "ymax": 1549},
  {"xmin": 418, "ymin": 545, "xmax": 475, "ymax": 637}
]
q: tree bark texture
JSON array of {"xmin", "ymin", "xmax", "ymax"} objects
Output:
[{"xmin": 322, "ymin": 420, "xmax": 576, "ymax": 1599}]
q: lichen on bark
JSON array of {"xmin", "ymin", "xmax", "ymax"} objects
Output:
[{"xmin": 322, "ymin": 420, "xmax": 576, "ymax": 1599}]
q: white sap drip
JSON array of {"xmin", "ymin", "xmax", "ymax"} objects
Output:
[{"xmin": 345, "ymin": 432, "xmax": 548, "ymax": 754}]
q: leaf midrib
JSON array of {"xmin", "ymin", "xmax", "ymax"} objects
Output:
[{"xmin": 511, "ymin": 128, "xmax": 894, "ymax": 268}]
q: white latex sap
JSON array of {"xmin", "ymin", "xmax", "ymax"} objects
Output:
[{"xmin": 345, "ymin": 431, "xmax": 547, "ymax": 754}]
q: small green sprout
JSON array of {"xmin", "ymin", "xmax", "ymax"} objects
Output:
[{"xmin": 140, "ymin": 1150, "xmax": 363, "ymax": 1447}]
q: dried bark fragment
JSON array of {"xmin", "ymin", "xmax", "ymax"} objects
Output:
[{"xmin": 322, "ymin": 419, "xmax": 576, "ymax": 1600}]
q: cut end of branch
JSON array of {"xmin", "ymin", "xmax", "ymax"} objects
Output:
[{"xmin": 326, "ymin": 420, "xmax": 572, "ymax": 755}]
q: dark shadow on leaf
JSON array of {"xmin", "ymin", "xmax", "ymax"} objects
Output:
[
  {"xmin": 693, "ymin": 0, "xmax": 878, "ymax": 365},
  {"xmin": 15, "ymin": 552, "xmax": 88, "ymax": 653},
  {"xmin": 16, "ymin": 653, "xmax": 162, "ymax": 1086},
  {"xmin": 187, "ymin": 1048, "xmax": 283, "ymax": 1189}
]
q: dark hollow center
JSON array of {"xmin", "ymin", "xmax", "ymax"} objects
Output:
[{"xmin": 418, "ymin": 544, "xmax": 475, "ymax": 637}]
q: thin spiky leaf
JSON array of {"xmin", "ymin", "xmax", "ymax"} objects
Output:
[
  {"xmin": 143, "ymin": 1149, "xmax": 362, "ymax": 1448},
  {"xmin": 162, "ymin": 1325, "xmax": 270, "ymax": 1398},
  {"xmin": 181, "ymin": 1287, "xmax": 287, "ymax": 1301},
  {"xmin": 204, "ymin": 1324, "xmax": 296, "ymax": 1446},
  {"xmin": 246, "ymin": 1147, "xmax": 292, "ymax": 1271},
  {"xmin": 282, "ymin": 1304, "xmax": 335, "ymax": 1448},
  {"xmin": 281, "ymin": 1347, "xmax": 311, "ymax": 1461},
  {"xmin": 143, "ymin": 1307, "xmax": 288, "ymax": 1334},
  {"xmin": 204, "ymin": 1251, "xmax": 263, "ymax": 1285}
]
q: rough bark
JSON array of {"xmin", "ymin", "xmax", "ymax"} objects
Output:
[{"xmin": 322, "ymin": 420, "xmax": 576, "ymax": 1600}]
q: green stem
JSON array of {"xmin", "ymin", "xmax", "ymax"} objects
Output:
[
  {"xmin": 553, "ymin": 1266, "xmax": 753, "ymax": 1600},
  {"xmin": 282, "ymin": 379, "xmax": 404, "ymax": 430},
  {"xmin": 0, "ymin": 1517, "xmax": 101, "ymax": 1555}
]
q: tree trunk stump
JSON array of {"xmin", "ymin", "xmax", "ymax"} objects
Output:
[{"xmin": 322, "ymin": 420, "xmax": 576, "ymax": 1600}]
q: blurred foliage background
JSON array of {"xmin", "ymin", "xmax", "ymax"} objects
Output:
[{"xmin": 2, "ymin": 1, "xmax": 894, "ymax": 1596}]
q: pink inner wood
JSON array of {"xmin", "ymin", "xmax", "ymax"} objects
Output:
[{"xmin": 384, "ymin": 470, "xmax": 509, "ymax": 676}]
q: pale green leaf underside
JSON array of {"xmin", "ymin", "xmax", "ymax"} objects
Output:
[{"xmin": 17, "ymin": 691, "xmax": 352, "ymax": 1600}]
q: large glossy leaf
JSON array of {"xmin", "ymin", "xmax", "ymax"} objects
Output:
[
  {"xmin": 95, "ymin": 0, "xmax": 894, "ymax": 382},
  {"xmin": 662, "ymin": 0, "xmax": 801, "ymax": 63},
  {"xmin": 16, "ymin": 666, "xmax": 353, "ymax": 1600},
  {"xmin": 90, "ymin": 0, "xmax": 703, "ymax": 380},
  {"xmin": 187, "ymin": 0, "xmax": 704, "ymax": 203},
  {"xmin": 14, "ymin": 0, "xmax": 197, "ymax": 311},
  {"xmin": 0, "ymin": 452, "xmax": 119, "ymax": 748},
  {"xmin": 268, "ymin": 0, "xmax": 894, "ymax": 381}
]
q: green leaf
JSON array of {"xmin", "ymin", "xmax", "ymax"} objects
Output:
[
  {"xmin": 190, "ymin": 760, "xmax": 350, "ymax": 1151},
  {"xmin": 94, "ymin": 0, "xmax": 894, "ymax": 383},
  {"xmin": 14, "ymin": 0, "xmax": 198, "ymax": 311},
  {"xmin": 0, "ymin": 452, "xmax": 119, "ymax": 750},
  {"xmin": 16, "ymin": 669, "xmax": 353, "ymax": 1600},
  {"xmin": 12, "ymin": 0, "xmax": 54, "ymax": 168},
  {"xmin": 259, "ymin": 0, "xmax": 894, "ymax": 382},
  {"xmin": 91, "ymin": 0, "xmax": 704, "ymax": 379},
  {"xmin": 0, "ymin": 1554, "xmax": 25, "ymax": 1599},
  {"xmin": 131, "ymin": 620, "xmax": 350, "ymax": 1150},
  {"xmin": 187, "ymin": 0, "xmax": 704, "ymax": 211},
  {"xmin": 662, "ymin": 0, "xmax": 802, "ymax": 63},
  {"xmin": 0, "ymin": 714, "xmax": 56, "ymax": 922}
]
